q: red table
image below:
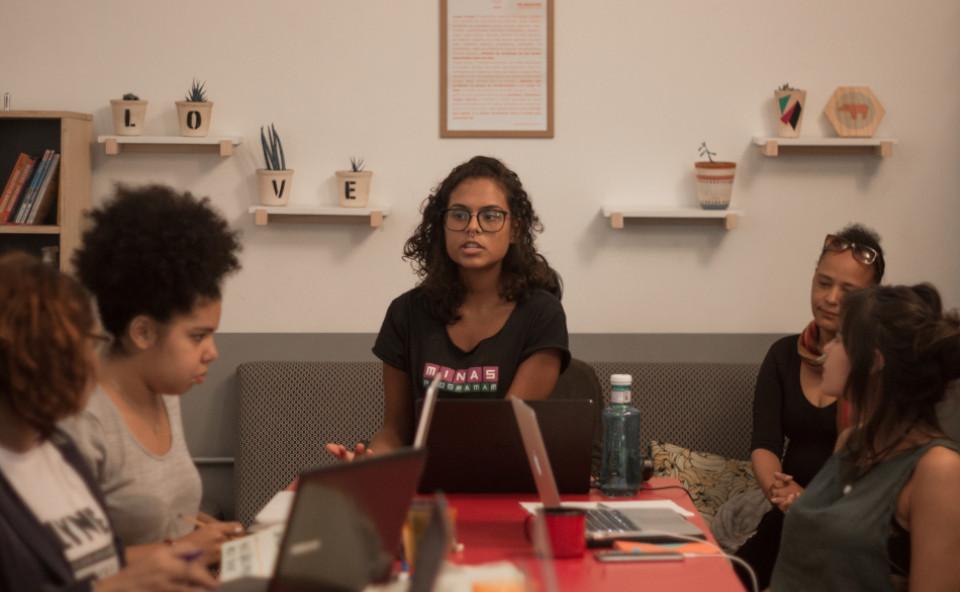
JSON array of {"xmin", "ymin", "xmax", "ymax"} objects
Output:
[{"xmin": 443, "ymin": 478, "xmax": 744, "ymax": 592}]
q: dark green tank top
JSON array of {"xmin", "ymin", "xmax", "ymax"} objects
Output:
[{"xmin": 771, "ymin": 438, "xmax": 960, "ymax": 591}]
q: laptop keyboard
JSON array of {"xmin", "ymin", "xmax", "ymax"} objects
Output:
[{"xmin": 586, "ymin": 508, "xmax": 638, "ymax": 533}]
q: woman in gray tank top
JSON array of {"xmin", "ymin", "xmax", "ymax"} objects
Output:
[{"xmin": 772, "ymin": 283, "xmax": 960, "ymax": 591}]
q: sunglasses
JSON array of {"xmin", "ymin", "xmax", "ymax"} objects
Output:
[{"xmin": 822, "ymin": 234, "xmax": 878, "ymax": 265}]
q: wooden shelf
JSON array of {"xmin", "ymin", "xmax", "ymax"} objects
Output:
[
  {"xmin": 97, "ymin": 135, "xmax": 242, "ymax": 157},
  {"xmin": 0, "ymin": 225, "xmax": 61, "ymax": 235},
  {"xmin": 752, "ymin": 136, "xmax": 897, "ymax": 157},
  {"xmin": 0, "ymin": 111, "xmax": 92, "ymax": 122},
  {"xmin": 248, "ymin": 206, "xmax": 390, "ymax": 228},
  {"xmin": 601, "ymin": 207, "xmax": 742, "ymax": 230}
]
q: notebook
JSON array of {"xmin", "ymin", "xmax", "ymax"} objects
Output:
[
  {"xmin": 510, "ymin": 396, "xmax": 705, "ymax": 546},
  {"xmin": 416, "ymin": 398, "xmax": 595, "ymax": 494},
  {"xmin": 220, "ymin": 447, "xmax": 426, "ymax": 592}
]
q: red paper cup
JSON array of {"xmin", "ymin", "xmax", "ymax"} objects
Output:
[{"xmin": 525, "ymin": 507, "xmax": 586, "ymax": 559}]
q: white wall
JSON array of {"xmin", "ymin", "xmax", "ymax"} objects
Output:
[{"xmin": 3, "ymin": 0, "xmax": 958, "ymax": 333}]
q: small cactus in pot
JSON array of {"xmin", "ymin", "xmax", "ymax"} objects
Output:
[
  {"xmin": 176, "ymin": 78, "xmax": 213, "ymax": 137},
  {"xmin": 110, "ymin": 91, "xmax": 148, "ymax": 136}
]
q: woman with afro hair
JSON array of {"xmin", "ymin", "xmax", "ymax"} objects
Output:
[
  {"xmin": 62, "ymin": 184, "xmax": 243, "ymax": 566},
  {"xmin": 327, "ymin": 156, "xmax": 570, "ymax": 460}
]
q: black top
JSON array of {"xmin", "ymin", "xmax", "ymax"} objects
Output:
[
  {"xmin": 373, "ymin": 287, "xmax": 570, "ymax": 400},
  {"xmin": 0, "ymin": 430, "xmax": 125, "ymax": 592},
  {"xmin": 751, "ymin": 335, "xmax": 837, "ymax": 487}
]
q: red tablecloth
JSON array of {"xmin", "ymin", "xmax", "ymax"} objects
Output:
[{"xmin": 443, "ymin": 478, "xmax": 744, "ymax": 592}]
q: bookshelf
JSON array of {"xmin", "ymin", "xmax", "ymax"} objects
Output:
[{"xmin": 0, "ymin": 111, "xmax": 92, "ymax": 271}]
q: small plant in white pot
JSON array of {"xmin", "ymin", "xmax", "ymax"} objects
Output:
[
  {"xmin": 775, "ymin": 82, "xmax": 806, "ymax": 138},
  {"xmin": 176, "ymin": 79, "xmax": 213, "ymax": 137},
  {"xmin": 110, "ymin": 92, "xmax": 147, "ymax": 136},
  {"xmin": 336, "ymin": 157, "xmax": 373, "ymax": 208},
  {"xmin": 257, "ymin": 124, "xmax": 293, "ymax": 206},
  {"xmin": 694, "ymin": 142, "xmax": 736, "ymax": 210}
]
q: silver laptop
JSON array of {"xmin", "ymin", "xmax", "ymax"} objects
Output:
[{"xmin": 510, "ymin": 396, "xmax": 704, "ymax": 546}]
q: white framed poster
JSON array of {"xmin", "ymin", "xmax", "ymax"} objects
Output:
[{"xmin": 440, "ymin": 0, "xmax": 554, "ymax": 138}]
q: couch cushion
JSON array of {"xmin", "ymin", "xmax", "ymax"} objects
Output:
[{"xmin": 650, "ymin": 440, "xmax": 757, "ymax": 525}]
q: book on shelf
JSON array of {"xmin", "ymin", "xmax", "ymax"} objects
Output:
[
  {"xmin": 0, "ymin": 154, "xmax": 38, "ymax": 223},
  {"xmin": 26, "ymin": 152, "xmax": 60, "ymax": 224},
  {"xmin": 15, "ymin": 149, "xmax": 54, "ymax": 224},
  {"xmin": 0, "ymin": 153, "xmax": 31, "ymax": 218}
]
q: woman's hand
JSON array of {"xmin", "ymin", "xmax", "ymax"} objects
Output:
[
  {"xmin": 95, "ymin": 545, "xmax": 217, "ymax": 591},
  {"xmin": 769, "ymin": 471, "xmax": 804, "ymax": 511},
  {"xmin": 177, "ymin": 518, "xmax": 245, "ymax": 565},
  {"xmin": 324, "ymin": 442, "xmax": 374, "ymax": 462}
]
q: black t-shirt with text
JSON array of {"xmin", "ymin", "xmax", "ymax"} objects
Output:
[{"xmin": 373, "ymin": 288, "xmax": 570, "ymax": 400}]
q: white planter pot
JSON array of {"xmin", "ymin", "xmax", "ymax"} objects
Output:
[
  {"xmin": 257, "ymin": 169, "xmax": 293, "ymax": 206},
  {"xmin": 775, "ymin": 89, "xmax": 806, "ymax": 138},
  {"xmin": 694, "ymin": 162, "xmax": 736, "ymax": 210},
  {"xmin": 176, "ymin": 101, "xmax": 213, "ymax": 137},
  {"xmin": 110, "ymin": 100, "xmax": 147, "ymax": 136},
  {"xmin": 335, "ymin": 171, "xmax": 373, "ymax": 208}
]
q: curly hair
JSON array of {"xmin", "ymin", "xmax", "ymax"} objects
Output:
[
  {"xmin": 0, "ymin": 252, "xmax": 96, "ymax": 436},
  {"xmin": 72, "ymin": 184, "xmax": 242, "ymax": 341},
  {"xmin": 839, "ymin": 283, "xmax": 960, "ymax": 467},
  {"xmin": 818, "ymin": 223, "xmax": 885, "ymax": 283},
  {"xmin": 402, "ymin": 156, "xmax": 561, "ymax": 323}
]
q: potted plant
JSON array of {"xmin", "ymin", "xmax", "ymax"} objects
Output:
[
  {"xmin": 176, "ymin": 79, "xmax": 213, "ymax": 137},
  {"xmin": 775, "ymin": 82, "xmax": 806, "ymax": 138},
  {"xmin": 335, "ymin": 157, "xmax": 373, "ymax": 208},
  {"xmin": 694, "ymin": 142, "xmax": 736, "ymax": 210},
  {"xmin": 257, "ymin": 124, "xmax": 293, "ymax": 206},
  {"xmin": 110, "ymin": 92, "xmax": 147, "ymax": 136}
]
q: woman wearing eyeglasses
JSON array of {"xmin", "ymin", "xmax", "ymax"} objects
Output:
[
  {"xmin": 0, "ymin": 252, "xmax": 216, "ymax": 591},
  {"xmin": 327, "ymin": 156, "xmax": 569, "ymax": 459},
  {"xmin": 771, "ymin": 283, "xmax": 960, "ymax": 591},
  {"xmin": 734, "ymin": 224, "xmax": 885, "ymax": 590}
]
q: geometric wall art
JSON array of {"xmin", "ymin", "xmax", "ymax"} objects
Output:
[{"xmin": 824, "ymin": 86, "xmax": 885, "ymax": 137}]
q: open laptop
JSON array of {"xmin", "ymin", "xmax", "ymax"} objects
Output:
[
  {"xmin": 416, "ymin": 398, "xmax": 594, "ymax": 494},
  {"xmin": 221, "ymin": 447, "xmax": 427, "ymax": 592},
  {"xmin": 510, "ymin": 397, "xmax": 705, "ymax": 547}
]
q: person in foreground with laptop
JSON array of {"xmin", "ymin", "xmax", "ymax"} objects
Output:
[
  {"xmin": 0, "ymin": 252, "xmax": 216, "ymax": 591},
  {"xmin": 327, "ymin": 155, "xmax": 570, "ymax": 459},
  {"xmin": 61, "ymin": 185, "xmax": 244, "ymax": 566},
  {"xmin": 771, "ymin": 283, "xmax": 960, "ymax": 591}
]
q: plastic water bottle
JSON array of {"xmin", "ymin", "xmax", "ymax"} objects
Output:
[{"xmin": 600, "ymin": 374, "xmax": 641, "ymax": 497}]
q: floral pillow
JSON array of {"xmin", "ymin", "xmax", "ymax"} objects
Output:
[{"xmin": 649, "ymin": 440, "xmax": 756, "ymax": 525}]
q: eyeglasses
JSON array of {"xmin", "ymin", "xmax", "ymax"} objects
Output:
[
  {"xmin": 443, "ymin": 207, "xmax": 509, "ymax": 232},
  {"xmin": 89, "ymin": 332, "xmax": 114, "ymax": 355},
  {"xmin": 822, "ymin": 234, "xmax": 879, "ymax": 265}
]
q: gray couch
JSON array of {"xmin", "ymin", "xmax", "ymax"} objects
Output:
[{"xmin": 235, "ymin": 360, "xmax": 759, "ymax": 525}]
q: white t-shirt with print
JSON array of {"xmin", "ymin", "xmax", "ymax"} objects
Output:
[{"xmin": 0, "ymin": 440, "xmax": 120, "ymax": 581}]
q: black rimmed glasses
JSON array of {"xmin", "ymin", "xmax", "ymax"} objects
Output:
[
  {"xmin": 822, "ymin": 234, "xmax": 879, "ymax": 265},
  {"xmin": 443, "ymin": 207, "xmax": 509, "ymax": 232},
  {"xmin": 89, "ymin": 332, "xmax": 114, "ymax": 355}
]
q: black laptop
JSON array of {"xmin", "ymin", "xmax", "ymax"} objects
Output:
[
  {"xmin": 415, "ymin": 399, "xmax": 595, "ymax": 494},
  {"xmin": 221, "ymin": 447, "xmax": 426, "ymax": 592}
]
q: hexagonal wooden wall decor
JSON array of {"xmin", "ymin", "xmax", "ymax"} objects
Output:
[{"xmin": 824, "ymin": 86, "xmax": 885, "ymax": 137}]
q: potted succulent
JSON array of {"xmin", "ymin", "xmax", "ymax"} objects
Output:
[
  {"xmin": 335, "ymin": 157, "xmax": 373, "ymax": 208},
  {"xmin": 775, "ymin": 82, "xmax": 806, "ymax": 138},
  {"xmin": 110, "ymin": 92, "xmax": 147, "ymax": 136},
  {"xmin": 693, "ymin": 142, "xmax": 736, "ymax": 210},
  {"xmin": 257, "ymin": 124, "xmax": 293, "ymax": 206},
  {"xmin": 176, "ymin": 79, "xmax": 213, "ymax": 137}
]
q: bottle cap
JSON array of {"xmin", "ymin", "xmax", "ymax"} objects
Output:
[{"xmin": 610, "ymin": 374, "xmax": 632, "ymax": 386}]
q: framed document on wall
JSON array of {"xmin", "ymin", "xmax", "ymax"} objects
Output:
[{"xmin": 440, "ymin": 0, "xmax": 554, "ymax": 138}]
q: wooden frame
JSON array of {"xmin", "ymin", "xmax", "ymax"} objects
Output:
[{"xmin": 440, "ymin": 0, "xmax": 554, "ymax": 138}]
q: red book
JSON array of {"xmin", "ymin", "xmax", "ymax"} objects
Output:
[
  {"xmin": 0, "ymin": 156, "xmax": 37, "ymax": 223},
  {"xmin": 0, "ymin": 153, "xmax": 30, "ymax": 219}
]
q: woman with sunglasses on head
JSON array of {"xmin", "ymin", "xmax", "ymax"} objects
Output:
[
  {"xmin": 60, "ymin": 185, "xmax": 244, "ymax": 566},
  {"xmin": 327, "ymin": 156, "xmax": 569, "ymax": 459},
  {"xmin": 0, "ymin": 252, "xmax": 216, "ymax": 591},
  {"xmin": 771, "ymin": 283, "xmax": 960, "ymax": 591},
  {"xmin": 734, "ymin": 224, "xmax": 885, "ymax": 590}
]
